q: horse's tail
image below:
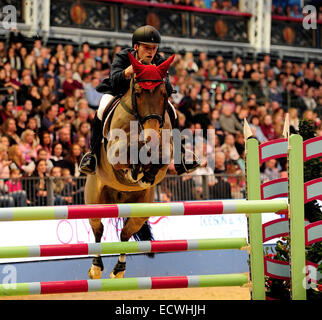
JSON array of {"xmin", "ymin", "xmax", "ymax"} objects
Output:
[{"xmin": 117, "ymin": 218, "xmax": 155, "ymax": 258}]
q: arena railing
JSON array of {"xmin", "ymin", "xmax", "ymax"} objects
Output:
[{"xmin": 0, "ymin": 174, "xmax": 245, "ymax": 207}]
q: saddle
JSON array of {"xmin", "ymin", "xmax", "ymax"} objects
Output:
[{"xmin": 101, "ymin": 96, "xmax": 121, "ymax": 139}]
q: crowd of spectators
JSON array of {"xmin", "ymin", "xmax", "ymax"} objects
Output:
[
  {"xmin": 138, "ymin": 0, "xmax": 240, "ymax": 11},
  {"xmin": 164, "ymin": 46, "xmax": 321, "ymax": 199},
  {"xmin": 139, "ymin": 0, "xmax": 322, "ymax": 18},
  {"xmin": 0, "ymin": 26, "xmax": 321, "ymax": 204}
]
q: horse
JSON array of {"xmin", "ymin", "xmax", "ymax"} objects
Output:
[{"xmin": 85, "ymin": 53, "xmax": 175, "ymax": 279}]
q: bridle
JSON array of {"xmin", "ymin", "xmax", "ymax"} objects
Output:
[{"xmin": 120, "ymin": 75, "xmax": 168, "ymax": 132}]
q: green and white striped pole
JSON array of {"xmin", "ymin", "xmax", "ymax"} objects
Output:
[
  {"xmin": 245, "ymin": 128, "xmax": 266, "ymax": 300},
  {"xmin": 288, "ymin": 134, "xmax": 306, "ymax": 300}
]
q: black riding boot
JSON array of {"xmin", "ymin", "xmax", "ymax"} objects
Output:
[
  {"xmin": 79, "ymin": 114, "xmax": 103, "ymax": 175},
  {"xmin": 168, "ymin": 109, "xmax": 201, "ymax": 175}
]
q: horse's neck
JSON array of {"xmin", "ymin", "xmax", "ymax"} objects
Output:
[{"xmin": 121, "ymin": 90, "xmax": 132, "ymax": 106}]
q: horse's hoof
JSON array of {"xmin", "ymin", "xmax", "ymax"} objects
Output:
[
  {"xmin": 88, "ymin": 265, "xmax": 102, "ymax": 279},
  {"xmin": 110, "ymin": 271, "xmax": 125, "ymax": 279}
]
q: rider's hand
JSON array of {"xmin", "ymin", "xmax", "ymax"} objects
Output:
[{"xmin": 124, "ymin": 65, "xmax": 134, "ymax": 79}]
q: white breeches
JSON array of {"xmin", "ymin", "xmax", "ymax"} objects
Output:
[{"xmin": 97, "ymin": 94, "xmax": 115, "ymax": 120}]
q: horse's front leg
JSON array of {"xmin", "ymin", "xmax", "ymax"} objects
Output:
[
  {"xmin": 88, "ymin": 218, "xmax": 104, "ymax": 279},
  {"xmin": 110, "ymin": 217, "xmax": 149, "ymax": 278}
]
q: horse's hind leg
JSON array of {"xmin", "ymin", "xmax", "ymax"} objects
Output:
[
  {"xmin": 88, "ymin": 218, "xmax": 104, "ymax": 279},
  {"xmin": 110, "ymin": 217, "xmax": 149, "ymax": 279}
]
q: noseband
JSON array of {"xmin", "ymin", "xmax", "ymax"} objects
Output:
[{"xmin": 120, "ymin": 76, "xmax": 168, "ymax": 131}]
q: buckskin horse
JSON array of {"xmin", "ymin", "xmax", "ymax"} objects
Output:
[{"xmin": 85, "ymin": 53, "xmax": 175, "ymax": 279}]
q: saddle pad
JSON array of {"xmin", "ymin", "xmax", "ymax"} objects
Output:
[{"xmin": 102, "ymin": 97, "xmax": 120, "ymax": 138}]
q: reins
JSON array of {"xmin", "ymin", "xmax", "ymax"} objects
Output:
[{"xmin": 120, "ymin": 75, "xmax": 168, "ymax": 131}]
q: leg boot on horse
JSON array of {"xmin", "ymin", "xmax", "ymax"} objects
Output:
[
  {"xmin": 88, "ymin": 218, "xmax": 104, "ymax": 279},
  {"xmin": 110, "ymin": 217, "xmax": 150, "ymax": 278}
]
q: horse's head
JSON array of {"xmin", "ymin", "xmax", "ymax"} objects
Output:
[{"xmin": 128, "ymin": 52, "xmax": 175, "ymax": 143}]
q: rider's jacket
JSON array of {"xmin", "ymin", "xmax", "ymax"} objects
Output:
[{"xmin": 95, "ymin": 48, "xmax": 173, "ymax": 97}]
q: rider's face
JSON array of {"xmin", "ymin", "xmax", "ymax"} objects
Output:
[{"xmin": 135, "ymin": 43, "xmax": 158, "ymax": 65}]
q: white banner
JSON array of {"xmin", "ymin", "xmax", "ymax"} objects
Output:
[{"xmin": 0, "ymin": 211, "xmax": 279, "ymax": 263}]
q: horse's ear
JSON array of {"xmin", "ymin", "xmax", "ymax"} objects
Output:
[
  {"xmin": 128, "ymin": 52, "xmax": 145, "ymax": 75},
  {"xmin": 157, "ymin": 54, "xmax": 175, "ymax": 78}
]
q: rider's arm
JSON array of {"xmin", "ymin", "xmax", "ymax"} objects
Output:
[{"xmin": 109, "ymin": 51, "xmax": 132, "ymax": 94}]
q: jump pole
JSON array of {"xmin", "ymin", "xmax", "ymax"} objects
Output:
[
  {"xmin": 244, "ymin": 126, "xmax": 266, "ymax": 300},
  {"xmin": 244, "ymin": 116, "xmax": 308, "ymax": 300},
  {"xmin": 0, "ymin": 274, "xmax": 249, "ymax": 296},
  {"xmin": 0, "ymin": 200, "xmax": 288, "ymax": 221},
  {"xmin": 0, "ymin": 238, "xmax": 248, "ymax": 259},
  {"xmin": 288, "ymin": 134, "xmax": 306, "ymax": 300}
]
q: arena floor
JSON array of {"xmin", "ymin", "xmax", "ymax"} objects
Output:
[{"xmin": 0, "ymin": 286, "xmax": 250, "ymax": 300}]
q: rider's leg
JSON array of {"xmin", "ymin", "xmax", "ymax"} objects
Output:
[
  {"xmin": 79, "ymin": 94, "xmax": 114, "ymax": 175},
  {"xmin": 168, "ymin": 101, "xmax": 200, "ymax": 175}
]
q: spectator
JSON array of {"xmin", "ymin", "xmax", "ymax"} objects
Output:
[
  {"xmin": 0, "ymin": 143, "xmax": 10, "ymax": 179},
  {"xmin": 289, "ymin": 107, "xmax": 299, "ymax": 131},
  {"xmin": 210, "ymin": 152, "xmax": 232, "ymax": 199},
  {"xmin": 62, "ymin": 69, "xmax": 83, "ymax": 97},
  {"xmin": 57, "ymin": 126, "xmax": 72, "ymax": 157},
  {"xmin": 303, "ymin": 87, "xmax": 317, "ymax": 111},
  {"xmin": 17, "ymin": 74, "xmax": 33, "ymax": 105},
  {"xmin": 291, "ymin": 4, "xmax": 303, "ymax": 18},
  {"xmin": 219, "ymin": 104, "xmax": 243, "ymax": 134},
  {"xmin": 249, "ymin": 115, "xmax": 267, "ymax": 143},
  {"xmin": 28, "ymin": 86, "xmax": 42, "ymax": 111},
  {"xmin": 193, "ymin": 100, "xmax": 211, "ymax": 131},
  {"xmin": 220, "ymin": 133, "xmax": 240, "ymax": 161},
  {"xmin": 15, "ymin": 110, "xmax": 28, "ymax": 136},
  {"xmin": 5, "ymin": 168, "xmax": 27, "ymax": 206},
  {"xmin": 248, "ymin": 71, "xmax": 266, "ymax": 104},
  {"xmin": 31, "ymin": 159, "xmax": 48, "ymax": 205},
  {"xmin": 19, "ymin": 129, "xmax": 38, "ymax": 163},
  {"xmin": 290, "ymin": 86, "xmax": 307, "ymax": 117},
  {"xmin": 263, "ymin": 159, "xmax": 280, "ymax": 181},
  {"xmin": 192, "ymin": 143, "xmax": 216, "ymax": 199},
  {"xmin": 7, "ymin": 68, "xmax": 21, "ymax": 91},
  {"xmin": 260, "ymin": 114, "xmax": 277, "ymax": 141},
  {"xmin": 26, "ymin": 117, "xmax": 40, "ymax": 140},
  {"xmin": 268, "ymin": 80, "xmax": 283, "ymax": 104},
  {"xmin": 41, "ymin": 105, "xmax": 58, "ymax": 134},
  {"xmin": 7, "ymin": 144, "xmax": 34, "ymax": 176},
  {"xmin": 73, "ymin": 121, "xmax": 91, "ymax": 149},
  {"xmin": 64, "ymin": 96, "xmax": 77, "ymax": 112},
  {"xmin": 32, "ymin": 148, "xmax": 54, "ymax": 174},
  {"xmin": 50, "ymin": 166, "xmax": 68, "ymax": 205},
  {"xmin": 1, "ymin": 118, "xmax": 20, "ymax": 146},
  {"xmin": 36, "ymin": 130, "xmax": 52, "ymax": 160},
  {"xmin": 63, "ymin": 143, "xmax": 83, "ymax": 177},
  {"xmin": 179, "ymin": 87, "xmax": 200, "ymax": 124},
  {"xmin": 0, "ymin": 99, "xmax": 15, "ymax": 125},
  {"xmin": 214, "ymin": 151, "xmax": 226, "ymax": 174},
  {"xmin": 7, "ymin": 47, "xmax": 22, "ymax": 72},
  {"xmin": 40, "ymin": 85, "xmax": 56, "ymax": 114},
  {"xmin": 84, "ymin": 77, "xmax": 103, "ymax": 109},
  {"xmin": 50, "ymin": 141, "xmax": 64, "ymax": 168}
]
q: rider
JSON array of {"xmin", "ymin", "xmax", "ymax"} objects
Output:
[{"xmin": 79, "ymin": 25, "xmax": 200, "ymax": 176}]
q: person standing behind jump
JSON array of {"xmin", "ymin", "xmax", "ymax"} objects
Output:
[{"xmin": 79, "ymin": 25, "xmax": 200, "ymax": 176}]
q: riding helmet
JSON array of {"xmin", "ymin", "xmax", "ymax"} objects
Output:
[{"xmin": 132, "ymin": 25, "xmax": 161, "ymax": 47}]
